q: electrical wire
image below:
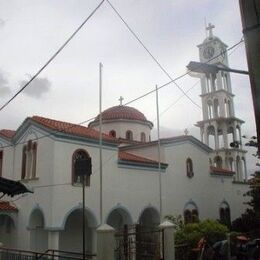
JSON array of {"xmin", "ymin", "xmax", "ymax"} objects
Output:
[
  {"xmin": 0, "ymin": 0, "xmax": 105, "ymax": 112},
  {"xmin": 106, "ymin": 0, "xmax": 201, "ymax": 109},
  {"xmin": 124, "ymin": 38, "xmax": 244, "ymax": 107},
  {"xmin": 0, "ymin": 38, "xmax": 244, "ymax": 151},
  {"xmin": 150, "ymin": 38, "xmax": 244, "ymax": 122},
  {"xmin": 0, "ymin": 39, "xmax": 245, "ymax": 191}
]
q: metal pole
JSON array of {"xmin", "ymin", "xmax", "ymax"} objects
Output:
[
  {"xmin": 99, "ymin": 62, "xmax": 103, "ymax": 224},
  {"xmin": 156, "ymin": 85, "xmax": 162, "ymax": 221},
  {"xmin": 227, "ymin": 233, "xmax": 231, "ymax": 260},
  {"xmin": 82, "ymin": 175, "xmax": 86, "ymax": 260}
]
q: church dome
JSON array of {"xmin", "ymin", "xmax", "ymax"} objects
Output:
[
  {"xmin": 88, "ymin": 105, "xmax": 153, "ymax": 142},
  {"xmin": 90, "ymin": 105, "xmax": 151, "ymax": 125}
]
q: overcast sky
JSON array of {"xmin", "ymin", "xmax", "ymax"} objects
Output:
[{"xmin": 0, "ymin": 0, "xmax": 257, "ymax": 170}]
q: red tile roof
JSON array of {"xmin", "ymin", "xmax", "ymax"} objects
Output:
[
  {"xmin": 91, "ymin": 105, "xmax": 151, "ymax": 123},
  {"xmin": 119, "ymin": 151, "xmax": 166, "ymax": 166},
  {"xmin": 0, "ymin": 201, "xmax": 18, "ymax": 211},
  {"xmin": 210, "ymin": 166, "xmax": 235, "ymax": 175},
  {"xmin": 31, "ymin": 116, "xmax": 118, "ymax": 143},
  {"xmin": 0, "ymin": 129, "xmax": 16, "ymax": 139}
]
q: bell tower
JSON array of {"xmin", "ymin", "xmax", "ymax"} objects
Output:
[{"xmin": 194, "ymin": 24, "xmax": 247, "ymax": 181}]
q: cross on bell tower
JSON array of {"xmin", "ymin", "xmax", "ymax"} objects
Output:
[{"xmin": 206, "ymin": 23, "xmax": 215, "ymax": 38}]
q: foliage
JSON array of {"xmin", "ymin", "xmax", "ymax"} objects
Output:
[
  {"xmin": 231, "ymin": 208, "xmax": 259, "ymax": 232},
  {"xmin": 231, "ymin": 171, "xmax": 260, "ymax": 232},
  {"xmin": 164, "ymin": 214, "xmax": 184, "ymax": 230},
  {"xmin": 244, "ymin": 135, "xmax": 260, "ymax": 159},
  {"xmin": 231, "ymin": 136, "xmax": 260, "ymax": 233},
  {"xmin": 175, "ymin": 219, "xmax": 228, "ymax": 247}
]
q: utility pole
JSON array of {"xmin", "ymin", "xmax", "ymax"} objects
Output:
[
  {"xmin": 239, "ymin": 0, "xmax": 260, "ymax": 154},
  {"xmin": 99, "ymin": 62, "xmax": 103, "ymax": 224}
]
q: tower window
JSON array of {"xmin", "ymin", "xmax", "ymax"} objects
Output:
[
  {"xmin": 126, "ymin": 130, "xmax": 133, "ymax": 141},
  {"xmin": 141, "ymin": 132, "xmax": 146, "ymax": 142},
  {"xmin": 219, "ymin": 203, "xmax": 231, "ymax": 227},
  {"xmin": 186, "ymin": 158, "xmax": 194, "ymax": 178},
  {"xmin": 214, "ymin": 156, "xmax": 223, "ymax": 168},
  {"xmin": 21, "ymin": 140, "xmax": 37, "ymax": 180},
  {"xmin": 72, "ymin": 149, "xmax": 91, "ymax": 186},
  {"xmin": 184, "ymin": 209, "xmax": 199, "ymax": 224},
  {"xmin": 109, "ymin": 130, "xmax": 116, "ymax": 138}
]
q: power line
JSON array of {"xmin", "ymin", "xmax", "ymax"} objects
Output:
[
  {"xmin": 124, "ymin": 38, "xmax": 244, "ymax": 107},
  {"xmin": 0, "ymin": 41, "xmax": 245, "ymax": 191},
  {"xmin": 106, "ymin": 0, "xmax": 202, "ymax": 109},
  {"xmin": 0, "ymin": 38, "xmax": 244, "ymax": 150},
  {"xmin": 151, "ymin": 38, "xmax": 244, "ymax": 122},
  {"xmin": 0, "ymin": 0, "xmax": 105, "ymax": 112}
]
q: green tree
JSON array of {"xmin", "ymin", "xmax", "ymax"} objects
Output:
[
  {"xmin": 231, "ymin": 136, "xmax": 260, "ymax": 232},
  {"xmin": 175, "ymin": 219, "xmax": 228, "ymax": 247}
]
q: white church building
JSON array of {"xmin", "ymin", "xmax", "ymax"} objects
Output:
[{"xmin": 0, "ymin": 25, "xmax": 249, "ymax": 254}]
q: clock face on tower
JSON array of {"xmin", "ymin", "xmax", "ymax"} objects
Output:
[{"xmin": 203, "ymin": 46, "xmax": 215, "ymax": 59}]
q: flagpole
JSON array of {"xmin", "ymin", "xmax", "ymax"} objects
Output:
[
  {"xmin": 99, "ymin": 62, "xmax": 103, "ymax": 224},
  {"xmin": 156, "ymin": 85, "xmax": 162, "ymax": 221}
]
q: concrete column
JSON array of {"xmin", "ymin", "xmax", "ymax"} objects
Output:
[
  {"xmin": 243, "ymin": 158, "xmax": 248, "ymax": 181},
  {"xmin": 223, "ymin": 125, "xmax": 228, "ymax": 149},
  {"xmin": 201, "ymin": 76, "xmax": 207, "ymax": 94},
  {"xmin": 159, "ymin": 220, "xmax": 175, "ymax": 260},
  {"xmin": 214, "ymin": 130, "xmax": 219, "ymax": 150},
  {"xmin": 97, "ymin": 224, "xmax": 115, "ymax": 260},
  {"xmin": 200, "ymin": 128, "xmax": 204, "ymax": 143},
  {"xmin": 216, "ymin": 72, "xmax": 222, "ymax": 90},
  {"xmin": 48, "ymin": 231, "xmax": 59, "ymax": 251}
]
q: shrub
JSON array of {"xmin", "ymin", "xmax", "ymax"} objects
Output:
[{"xmin": 175, "ymin": 219, "xmax": 228, "ymax": 247}]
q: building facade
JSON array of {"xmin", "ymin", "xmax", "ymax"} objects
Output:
[{"xmin": 0, "ymin": 25, "xmax": 249, "ymax": 254}]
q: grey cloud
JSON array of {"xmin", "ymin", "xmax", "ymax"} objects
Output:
[
  {"xmin": 0, "ymin": 69, "xmax": 11, "ymax": 96},
  {"xmin": 20, "ymin": 76, "xmax": 51, "ymax": 98},
  {"xmin": 0, "ymin": 19, "xmax": 5, "ymax": 27}
]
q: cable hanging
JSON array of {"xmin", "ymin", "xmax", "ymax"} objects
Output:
[
  {"xmin": 0, "ymin": 0, "xmax": 105, "ymax": 112},
  {"xmin": 0, "ymin": 38, "xmax": 244, "ymax": 150},
  {"xmin": 106, "ymin": 0, "xmax": 202, "ymax": 109}
]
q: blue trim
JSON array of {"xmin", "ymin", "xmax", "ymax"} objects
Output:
[
  {"xmin": 118, "ymin": 164, "xmax": 166, "ymax": 172},
  {"xmin": 118, "ymin": 160, "xmax": 167, "ymax": 169},
  {"xmin": 219, "ymin": 200, "xmax": 230, "ymax": 209},
  {"xmin": 27, "ymin": 205, "xmax": 46, "ymax": 229},
  {"xmin": 12, "ymin": 119, "xmax": 119, "ymax": 148},
  {"xmin": 54, "ymin": 131, "xmax": 118, "ymax": 148},
  {"xmin": 105, "ymin": 204, "xmax": 133, "ymax": 224},
  {"xmin": 138, "ymin": 205, "xmax": 160, "ymax": 223},
  {"xmin": 61, "ymin": 205, "xmax": 98, "ymax": 229},
  {"xmin": 183, "ymin": 199, "xmax": 199, "ymax": 215}
]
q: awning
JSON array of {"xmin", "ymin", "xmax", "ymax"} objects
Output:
[{"xmin": 0, "ymin": 176, "xmax": 33, "ymax": 198}]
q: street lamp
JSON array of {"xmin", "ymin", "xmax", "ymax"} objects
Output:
[
  {"xmin": 75, "ymin": 156, "xmax": 92, "ymax": 260},
  {"xmin": 186, "ymin": 61, "xmax": 249, "ymax": 75}
]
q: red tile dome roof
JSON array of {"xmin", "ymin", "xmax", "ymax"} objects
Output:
[{"xmin": 92, "ymin": 105, "xmax": 150, "ymax": 123}]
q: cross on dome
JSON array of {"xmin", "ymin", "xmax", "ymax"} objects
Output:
[
  {"xmin": 206, "ymin": 23, "xmax": 215, "ymax": 38},
  {"xmin": 184, "ymin": 128, "xmax": 189, "ymax": 135},
  {"xmin": 118, "ymin": 96, "xmax": 124, "ymax": 106}
]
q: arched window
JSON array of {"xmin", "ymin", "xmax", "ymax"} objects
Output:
[
  {"xmin": 21, "ymin": 140, "xmax": 37, "ymax": 180},
  {"xmin": 219, "ymin": 202, "xmax": 231, "ymax": 227},
  {"xmin": 0, "ymin": 151, "xmax": 3, "ymax": 177},
  {"xmin": 184, "ymin": 210, "xmax": 192, "ymax": 224},
  {"xmin": 72, "ymin": 150, "xmax": 91, "ymax": 186},
  {"xmin": 109, "ymin": 130, "xmax": 116, "ymax": 138},
  {"xmin": 126, "ymin": 130, "xmax": 133, "ymax": 141},
  {"xmin": 214, "ymin": 156, "xmax": 223, "ymax": 168},
  {"xmin": 184, "ymin": 209, "xmax": 199, "ymax": 224},
  {"xmin": 186, "ymin": 158, "xmax": 194, "ymax": 178},
  {"xmin": 140, "ymin": 132, "xmax": 146, "ymax": 142}
]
